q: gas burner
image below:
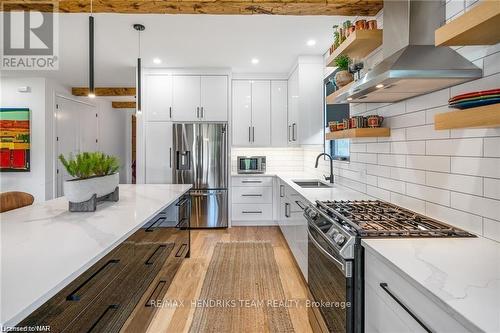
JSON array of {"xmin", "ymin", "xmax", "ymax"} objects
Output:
[{"xmin": 315, "ymin": 200, "xmax": 475, "ymax": 238}]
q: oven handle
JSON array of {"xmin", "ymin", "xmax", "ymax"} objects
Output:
[{"xmin": 307, "ymin": 228, "xmax": 347, "ymax": 275}]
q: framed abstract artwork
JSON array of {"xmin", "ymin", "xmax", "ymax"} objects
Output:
[{"xmin": 0, "ymin": 108, "xmax": 30, "ymax": 172}]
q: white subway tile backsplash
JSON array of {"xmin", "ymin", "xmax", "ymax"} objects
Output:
[
  {"xmin": 483, "ymin": 218, "xmax": 500, "ymax": 242},
  {"xmin": 406, "ymin": 155, "xmax": 451, "ymax": 172},
  {"xmin": 366, "ymin": 174, "xmax": 377, "ymax": 186},
  {"xmin": 378, "ymin": 154, "xmax": 406, "ymax": 167},
  {"xmin": 484, "ymin": 137, "xmax": 500, "ymax": 157},
  {"xmin": 378, "ymin": 177, "xmax": 406, "ymax": 194},
  {"xmin": 451, "ymin": 192, "xmax": 500, "ymax": 221},
  {"xmin": 425, "ymin": 202, "xmax": 483, "ymax": 235},
  {"xmin": 350, "ymin": 143, "xmax": 367, "ymax": 153},
  {"xmin": 483, "ymin": 51, "xmax": 500, "ymax": 76},
  {"xmin": 425, "ymin": 138, "xmax": 483, "ymax": 157},
  {"xmin": 406, "ymin": 125, "xmax": 450, "ymax": 141},
  {"xmin": 379, "ymin": 128, "xmax": 405, "ymax": 142},
  {"xmin": 445, "ymin": 0, "xmax": 465, "ymax": 20},
  {"xmin": 390, "ymin": 193, "xmax": 426, "ymax": 214},
  {"xmin": 366, "ymin": 185, "xmax": 391, "ymax": 201},
  {"xmin": 484, "ymin": 178, "xmax": 500, "ymax": 200},
  {"xmin": 450, "ymin": 72, "xmax": 500, "ymax": 96},
  {"xmin": 406, "ymin": 89, "xmax": 450, "ymax": 112},
  {"xmin": 366, "ymin": 142, "xmax": 390, "ymax": 153},
  {"xmin": 407, "ymin": 183, "xmax": 451, "ymax": 206},
  {"xmin": 366, "ymin": 164, "xmax": 391, "ymax": 177},
  {"xmin": 426, "ymin": 171, "xmax": 483, "ymax": 196},
  {"xmin": 425, "ymin": 105, "xmax": 449, "ymax": 124},
  {"xmin": 390, "ymin": 141, "xmax": 425, "ymax": 155},
  {"xmin": 387, "ymin": 111, "xmax": 426, "ymax": 129},
  {"xmin": 357, "ymin": 153, "xmax": 377, "ymax": 164},
  {"xmin": 451, "ymin": 127, "xmax": 500, "ymax": 138},
  {"xmin": 451, "ymin": 157, "xmax": 500, "ymax": 178},
  {"xmin": 390, "ymin": 167, "xmax": 426, "ymax": 184},
  {"xmin": 376, "ymin": 102, "xmax": 406, "ymax": 117}
]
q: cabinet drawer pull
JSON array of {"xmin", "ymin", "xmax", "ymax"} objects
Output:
[
  {"xmin": 280, "ymin": 185, "xmax": 285, "ymax": 197},
  {"xmin": 175, "ymin": 243, "xmax": 188, "ymax": 257},
  {"xmin": 241, "ymin": 194, "xmax": 262, "ymax": 197},
  {"xmin": 176, "ymin": 197, "xmax": 190, "ymax": 207},
  {"xmin": 145, "ymin": 245, "xmax": 167, "ymax": 265},
  {"xmin": 379, "ymin": 283, "xmax": 433, "ymax": 333},
  {"xmin": 145, "ymin": 216, "xmax": 166, "ymax": 232},
  {"xmin": 241, "ymin": 180, "xmax": 262, "ymax": 183},
  {"xmin": 295, "ymin": 200, "xmax": 306, "ymax": 210},
  {"xmin": 285, "ymin": 203, "xmax": 291, "ymax": 218},
  {"xmin": 66, "ymin": 259, "xmax": 120, "ymax": 301},
  {"xmin": 145, "ymin": 280, "xmax": 167, "ymax": 307},
  {"xmin": 87, "ymin": 304, "xmax": 119, "ymax": 332},
  {"xmin": 242, "ymin": 211, "xmax": 262, "ymax": 214}
]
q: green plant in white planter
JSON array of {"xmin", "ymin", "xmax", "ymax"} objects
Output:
[{"xmin": 59, "ymin": 152, "xmax": 120, "ymax": 207}]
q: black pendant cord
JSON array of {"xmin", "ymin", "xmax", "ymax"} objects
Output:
[{"xmin": 89, "ymin": 15, "xmax": 94, "ymax": 97}]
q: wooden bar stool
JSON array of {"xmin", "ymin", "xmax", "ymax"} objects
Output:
[{"xmin": 0, "ymin": 191, "xmax": 35, "ymax": 213}]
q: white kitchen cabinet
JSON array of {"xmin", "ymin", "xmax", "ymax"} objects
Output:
[
  {"xmin": 231, "ymin": 176, "xmax": 274, "ymax": 225},
  {"xmin": 172, "ymin": 75, "xmax": 200, "ymax": 121},
  {"xmin": 287, "ymin": 56, "xmax": 324, "ymax": 145},
  {"xmin": 232, "ymin": 81, "xmax": 252, "ymax": 146},
  {"xmin": 200, "ymin": 76, "xmax": 228, "ymax": 121},
  {"xmin": 145, "ymin": 74, "xmax": 173, "ymax": 121},
  {"xmin": 364, "ymin": 249, "xmax": 470, "ymax": 333},
  {"xmin": 251, "ymin": 81, "xmax": 271, "ymax": 146},
  {"xmin": 172, "ymin": 75, "xmax": 228, "ymax": 121},
  {"xmin": 145, "ymin": 122, "xmax": 172, "ymax": 184},
  {"xmin": 271, "ymin": 81, "xmax": 288, "ymax": 147},
  {"xmin": 232, "ymin": 80, "xmax": 271, "ymax": 146}
]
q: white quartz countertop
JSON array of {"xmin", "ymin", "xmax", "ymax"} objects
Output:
[
  {"xmin": 233, "ymin": 172, "xmax": 500, "ymax": 332},
  {"xmin": 0, "ymin": 184, "xmax": 191, "ymax": 328},
  {"xmin": 362, "ymin": 238, "xmax": 500, "ymax": 332}
]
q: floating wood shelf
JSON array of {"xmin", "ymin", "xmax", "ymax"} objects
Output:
[
  {"xmin": 435, "ymin": 1, "xmax": 500, "ymax": 46},
  {"xmin": 326, "ymin": 81, "xmax": 354, "ymax": 104},
  {"xmin": 112, "ymin": 101, "xmax": 136, "ymax": 109},
  {"xmin": 326, "ymin": 29, "xmax": 383, "ymax": 67},
  {"xmin": 72, "ymin": 87, "xmax": 136, "ymax": 96},
  {"xmin": 434, "ymin": 104, "xmax": 500, "ymax": 130},
  {"xmin": 325, "ymin": 127, "xmax": 391, "ymax": 140}
]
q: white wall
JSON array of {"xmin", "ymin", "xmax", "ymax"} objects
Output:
[
  {"xmin": 0, "ymin": 77, "xmax": 49, "ymax": 201},
  {"xmin": 310, "ymin": 1, "xmax": 500, "ymax": 243}
]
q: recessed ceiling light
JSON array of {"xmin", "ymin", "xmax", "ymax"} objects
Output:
[
  {"xmin": 347, "ymin": 97, "xmax": 353, "ymax": 101},
  {"xmin": 307, "ymin": 39, "xmax": 316, "ymax": 46},
  {"xmin": 251, "ymin": 58, "xmax": 259, "ymax": 64},
  {"xmin": 153, "ymin": 58, "xmax": 162, "ymax": 64},
  {"xmin": 376, "ymin": 84, "xmax": 384, "ymax": 88}
]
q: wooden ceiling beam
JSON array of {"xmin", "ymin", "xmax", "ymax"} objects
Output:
[
  {"xmin": 72, "ymin": 87, "xmax": 136, "ymax": 96},
  {"xmin": 14, "ymin": 0, "xmax": 383, "ymax": 16},
  {"xmin": 112, "ymin": 101, "xmax": 137, "ymax": 109}
]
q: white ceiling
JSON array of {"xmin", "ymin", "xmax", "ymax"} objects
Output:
[{"xmin": 6, "ymin": 14, "xmax": 357, "ymax": 87}]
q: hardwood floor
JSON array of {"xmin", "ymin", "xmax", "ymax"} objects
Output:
[{"xmin": 145, "ymin": 227, "xmax": 313, "ymax": 333}]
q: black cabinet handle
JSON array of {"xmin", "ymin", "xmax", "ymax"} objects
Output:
[
  {"xmin": 241, "ymin": 194, "xmax": 262, "ymax": 197},
  {"xmin": 241, "ymin": 180, "xmax": 262, "ymax": 183},
  {"xmin": 87, "ymin": 304, "xmax": 119, "ymax": 332},
  {"xmin": 176, "ymin": 197, "xmax": 189, "ymax": 207},
  {"xmin": 295, "ymin": 200, "xmax": 306, "ymax": 210},
  {"xmin": 145, "ymin": 216, "xmax": 166, "ymax": 232},
  {"xmin": 242, "ymin": 211, "xmax": 262, "ymax": 214},
  {"xmin": 145, "ymin": 245, "xmax": 166, "ymax": 265},
  {"xmin": 379, "ymin": 283, "xmax": 432, "ymax": 333},
  {"xmin": 145, "ymin": 280, "xmax": 166, "ymax": 307},
  {"xmin": 66, "ymin": 259, "xmax": 120, "ymax": 301}
]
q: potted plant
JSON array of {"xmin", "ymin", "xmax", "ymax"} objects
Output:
[
  {"xmin": 332, "ymin": 25, "xmax": 340, "ymax": 50},
  {"xmin": 59, "ymin": 152, "xmax": 120, "ymax": 205},
  {"xmin": 334, "ymin": 54, "xmax": 354, "ymax": 87}
]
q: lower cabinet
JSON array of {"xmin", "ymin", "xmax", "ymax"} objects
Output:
[
  {"xmin": 278, "ymin": 180, "xmax": 308, "ymax": 281},
  {"xmin": 17, "ymin": 196, "xmax": 190, "ymax": 333},
  {"xmin": 231, "ymin": 176, "xmax": 274, "ymax": 225},
  {"xmin": 364, "ymin": 249, "xmax": 470, "ymax": 333}
]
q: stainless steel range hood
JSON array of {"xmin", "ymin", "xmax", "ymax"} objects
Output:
[{"xmin": 333, "ymin": 0, "xmax": 482, "ymax": 104}]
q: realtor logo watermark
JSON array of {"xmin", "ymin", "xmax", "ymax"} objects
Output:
[{"xmin": 1, "ymin": 1, "xmax": 59, "ymax": 70}]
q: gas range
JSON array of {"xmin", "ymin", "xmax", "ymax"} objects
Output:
[{"xmin": 304, "ymin": 200, "xmax": 475, "ymax": 259}]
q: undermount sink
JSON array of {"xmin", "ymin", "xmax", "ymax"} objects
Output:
[{"xmin": 292, "ymin": 180, "xmax": 332, "ymax": 188}]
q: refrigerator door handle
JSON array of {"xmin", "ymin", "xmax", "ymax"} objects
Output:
[
  {"xmin": 252, "ymin": 126, "xmax": 255, "ymax": 142},
  {"xmin": 248, "ymin": 126, "xmax": 251, "ymax": 143},
  {"xmin": 196, "ymin": 107, "xmax": 200, "ymax": 118},
  {"xmin": 200, "ymin": 106, "xmax": 204, "ymax": 118}
]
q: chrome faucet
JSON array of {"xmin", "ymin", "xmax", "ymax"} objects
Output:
[{"xmin": 315, "ymin": 153, "xmax": 334, "ymax": 184}]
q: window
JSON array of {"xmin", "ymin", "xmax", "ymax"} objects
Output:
[{"xmin": 324, "ymin": 72, "xmax": 350, "ymax": 161}]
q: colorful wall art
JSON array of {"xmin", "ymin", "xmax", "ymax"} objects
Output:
[{"xmin": 0, "ymin": 108, "xmax": 30, "ymax": 172}]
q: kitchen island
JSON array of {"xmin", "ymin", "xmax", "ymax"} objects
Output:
[{"xmin": 0, "ymin": 184, "xmax": 191, "ymax": 328}]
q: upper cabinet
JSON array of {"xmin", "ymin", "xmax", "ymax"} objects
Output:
[
  {"xmin": 145, "ymin": 74, "xmax": 173, "ymax": 121},
  {"xmin": 288, "ymin": 57, "xmax": 324, "ymax": 145},
  {"xmin": 144, "ymin": 73, "xmax": 228, "ymax": 122},
  {"xmin": 232, "ymin": 80, "xmax": 271, "ymax": 146},
  {"xmin": 271, "ymin": 81, "xmax": 288, "ymax": 147}
]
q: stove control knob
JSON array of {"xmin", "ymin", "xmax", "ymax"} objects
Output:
[
  {"xmin": 306, "ymin": 209, "xmax": 318, "ymax": 220},
  {"xmin": 334, "ymin": 234, "xmax": 346, "ymax": 246}
]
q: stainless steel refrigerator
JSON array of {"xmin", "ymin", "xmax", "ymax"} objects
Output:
[{"xmin": 173, "ymin": 123, "xmax": 228, "ymax": 228}]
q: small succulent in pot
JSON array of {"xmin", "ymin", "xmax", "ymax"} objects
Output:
[
  {"xmin": 333, "ymin": 55, "xmax": 354, "ymax": 88},
  {"xmin": 332, "ymin": 24, "xmax": 340, "ymax": 49},
  {"xmin": 58, "ymin": 152, "xmax": 120, "ymax": 204}
]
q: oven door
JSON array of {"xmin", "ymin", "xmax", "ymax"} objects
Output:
[{"xmin": 308, "ymin": 224, "xmax": 354, "ymax": 333}]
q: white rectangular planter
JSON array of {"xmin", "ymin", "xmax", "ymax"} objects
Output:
[{"xmin": 64, "ymin": 173, "xmax": 119, "ymax": 205}]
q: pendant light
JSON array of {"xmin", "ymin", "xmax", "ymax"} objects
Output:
[
  {"xmin": 133, "ymin": 24, "xmax": 145, "ymax": 111},
  {"xmin": 88, "ymin": 0, "xmax": 95, "ymax": 98}
]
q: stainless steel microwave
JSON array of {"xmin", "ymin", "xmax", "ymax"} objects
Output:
[{"xmin": 237, "ymin": 156, "xmax": 266, "ymax": 174}]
